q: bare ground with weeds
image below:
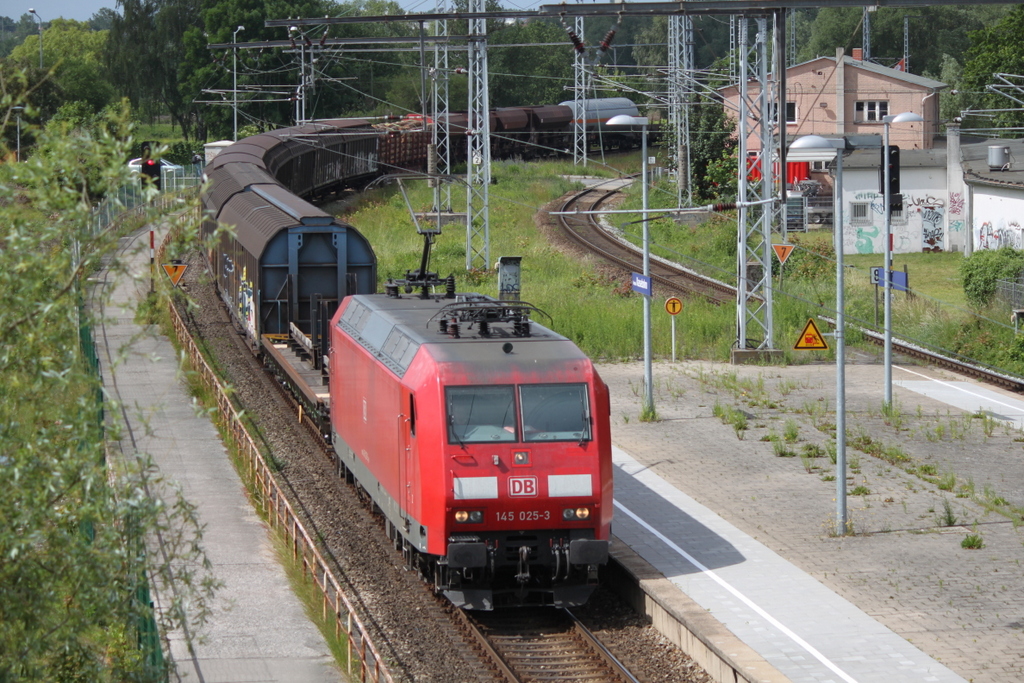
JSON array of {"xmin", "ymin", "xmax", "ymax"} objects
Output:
[{"xmin": 599, "ymin": 358, "xmax": 1024, "ymax": 683}]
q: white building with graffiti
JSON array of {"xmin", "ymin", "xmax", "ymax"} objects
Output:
[
  {"xmin": 838, "ymin": 146, "xmax": 954, "ymax": 255},
  {"xmin": 824, "ymin": 127, "xmax": 1023, "ymax": 256},
  {"xmin": 954, "ymin": 129, "xmax": 1024, "ymax": 254}
]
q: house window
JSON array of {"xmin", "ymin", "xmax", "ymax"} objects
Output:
[
  {"xmin": 855, "ymin": 100, "xmax": 889, "ymax": 122},
  {"xmin": 850, "ymin": 202, "xmax": 871, "ymax": 225},
  {"xmin": 811, "ymin": 160, "xmax": 829, "ymax": 172},
  {"xmin": 768, "ymin": 102, "xmax": 798, "ymax": 124}
]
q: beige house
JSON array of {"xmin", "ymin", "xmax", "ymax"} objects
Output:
[{"xmin": 720, "ymin": 47, "xmax": 946, "ymax": 152}]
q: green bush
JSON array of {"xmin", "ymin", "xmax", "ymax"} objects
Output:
[{"xmin": 959, "ymin": 247, "xmax": 1024, "ymax": 308}]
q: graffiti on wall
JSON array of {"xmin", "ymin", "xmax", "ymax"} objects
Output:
[
  {"xmin": 906, "ymin": 195, "xmax": 946, "ymax": 208},
  {"xmin": 949, "ymin": 192, "xmax": 964, "ymax": 216},
  {"xmin": 922, "ymin": 207, "xmax": 945, "ymax": 251},
  {"xmin": 949, "ymin": 219, "xmax": 965, "ymax": 233},
  {"xmin": 855, "ymin": 226, "xmax": 880, "ymax": 254},
  {"xmin": 976, "ymin": 221, "xmax": 1024, "ymax": 250}
]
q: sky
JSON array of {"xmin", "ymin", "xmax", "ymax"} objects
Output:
[
  {"xmin": 14, "ymin": 0, "xmax": 549, "ymax": 23},
  {"xmin": 8, "ymin": 1, "xmax": 115, "ymax": 23}
]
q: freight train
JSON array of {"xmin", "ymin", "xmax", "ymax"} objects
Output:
[{"xmin": 200, "ymin": 97, "xmax": 631, "ymax": 608}]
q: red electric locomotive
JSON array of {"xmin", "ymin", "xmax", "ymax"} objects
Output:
[{"xmin": 328, "ymin": 275, "xmax": 612, "ymax": 610}]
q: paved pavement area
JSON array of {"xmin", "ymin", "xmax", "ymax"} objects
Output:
[
  {"xmin": 96, "ymin": 226, "xmax": 338, "ymax": 683},
  {"xmin": 600, "ymin": 359, "xmax": 1024, "ymax": 683}
]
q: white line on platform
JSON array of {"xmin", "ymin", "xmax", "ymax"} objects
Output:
[
  {"xmin": 613, "ymin": 499, "xmax": 860, "ymax": 683},
  {"xmin": 896, "ymin": 365, "xmax": 1024, "ymax": 415}
]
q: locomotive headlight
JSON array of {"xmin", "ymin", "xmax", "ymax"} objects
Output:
[
  {"xmin": 455, "ymin": 510, "xmax": 469, "ymax": 523},
  {"xmin": 575, "ymin": 507, "xmax": 590, "ymax": 520},
  {"xmin": 562, "ymin": 508, "xmax": 576, "ymax": 520},
  {"xmin": 513, "ymin": 451, "xmax": 530, "ymax": 466},
  {"xmin": 455, "ymin": 510, "xmax": 484, "ymax": 523},
  {"xmin": 469, "ymin": 510, "xmax": 483, "ymax": 523},
  {"xmin": 563, "ymin": 507, "xmax": 591, "ymax": 521}
]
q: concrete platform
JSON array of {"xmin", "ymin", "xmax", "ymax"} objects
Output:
[
  {"xmin": 96, "ymin": 225, "xmax": 338, "ymax": 682},
  {"xmin": 611, "ymin": 445, "xmax": 965, "ymax": 683},
  {"xmin": 600, "ymin": 359, "xmax": 1024, "ymax": 683}
]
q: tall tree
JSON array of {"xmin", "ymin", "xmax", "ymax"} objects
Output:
[
  {"xmin": 801, "ymin": 5, "xmax": 1008, "ymax": 78},
  {"xmin": 8, "ymin": 19, "xmax": 115, "ymax": 116},
  {"xmin": 0, "ymin": 91, "xmax": 216, "ymax": 681},
  {"xmin": 489, "ymin": 19, "xmax": 573, "ymax": 108},
  {"xmin": 961, "ymin": 5, "xmax": 1024, "ymax": 133}
]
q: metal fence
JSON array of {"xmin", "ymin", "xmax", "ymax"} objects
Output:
[
  {"xmin": 162, "ymin": 264, "xmax": 394, "ymax": 682},
  {"xmin": 86, "ymin": 171, "xmax": 203, "ymax": 237},
  {"xmin": 996, "ymin": 277, "xmax": 1024, "ymax": 312},
  {"xmin": 89, "ymin": 182, "xmax": 390, "ymax": 680}
]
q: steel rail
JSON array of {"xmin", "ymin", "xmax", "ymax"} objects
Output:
[
  {"xmin": 555, "ymin": 184, "xmax": 737, "ymax": 305},
  {"xmin": 822, "ymin": 316, "xmax": 1024, "ymax": 393}
]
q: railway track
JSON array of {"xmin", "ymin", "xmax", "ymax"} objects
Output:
[
  {"xmin": 820, "ymin": 316, "xmax": 1024, "ymax": 393},
  {"xmin": 558, "ymin": 181, "xmax": 1024, "ymax": 393},
  {"xmin": 555, "ymin": 182, "xmax": 737, "ymax": 304},
  {"xmin": 454, "ymin": 607, "xmax": 641, "ymax": 683}
]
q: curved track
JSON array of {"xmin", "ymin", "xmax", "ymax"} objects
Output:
[
  {"xmin": 555, "ymin": 182, "xmax": 736, "ymax": 305},
  {"xmin": 557, "ymin": 182, "xmax": 1024, "ymax": 393}
]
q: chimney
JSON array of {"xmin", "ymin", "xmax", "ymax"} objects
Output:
[{"xmin": 851, "ymin": 48, "xmax": 863, "ymax": 61}]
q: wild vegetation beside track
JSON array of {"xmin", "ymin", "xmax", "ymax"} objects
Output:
[{"xmin": 340, "ymin": 154, "xmax": 1024, "ymax": 380}]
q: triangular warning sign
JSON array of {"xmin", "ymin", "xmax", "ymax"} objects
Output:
[
  {"xmin": 162, "ymin": 263, "xmax": 188, "ymax": 287},
  {"xmin": 773, "ymin": 243, "xmax": 795, "ymax": 265},
  {"xmin": 794, "ymin": 318, "xmax": 828, "ymax": 350}
]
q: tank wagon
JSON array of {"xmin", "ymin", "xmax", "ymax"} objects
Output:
[{"xmin": 329, "ymin": 285, "xmax": 612, "ymax": 610}]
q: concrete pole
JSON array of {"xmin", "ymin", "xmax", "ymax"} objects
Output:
[
  {"xmin": 29, "ymin": 9, "xmax": 42, "ymax": 69},
  {"xmin": 883, "ymin": 119, "xmax": 893, "ymax": 408},
  {"xmin": 834, "ymin": 149, "xmax": 848, "ymax": 533},
  {"xmin": 233, "ymin": 26, "xmax": 243, "ymax": 141},
  {"xmin": 642, "ymin": 122, "xmax": 653, "ymax": 416}
]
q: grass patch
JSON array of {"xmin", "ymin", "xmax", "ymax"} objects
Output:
[{"xmin": 961, "ymin": 534, "xmax": 984, "ymax": 549}]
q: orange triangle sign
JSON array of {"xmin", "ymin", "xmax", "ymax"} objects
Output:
[
  {"xmin": 773, "ymin": 243, "xmax": 795, "ymax": 265},
  {"xmin": 162, "ymin": 263, "xmax": 188, "ymax": 287},
  {"xmin": 794, "ymin": 318, "xmax": 829, "ymax": 350}
]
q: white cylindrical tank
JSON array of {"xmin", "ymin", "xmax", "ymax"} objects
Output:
[
  {"xmin": 988, "ymin": 145, "xmax": 1010, "ymax": 171},
  {"xmin": 558, "ymin": 98, "xmax": 639, "ymax": 131}
]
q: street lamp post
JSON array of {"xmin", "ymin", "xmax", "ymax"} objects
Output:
[
  {"xmin": 790, "ymin": 134, "xmax": 848, "ymax": 532},
  {"xmin": 233, "ymin": 25, "xmax": 244, "ymax": 141},
  {"xmin": 607, "ymin": 114, "xmax": 653, "ymax": 416},
  {"xmin": 13, "ymin": 105, "xmax": 23, "ymax": 162},
  {"xmin": 881, "ymin": 111, "xmax": 923, "ymax": 407},
  {"xmin": 29, "ymin": 9, "xmax": 42, "ymax": 69}
]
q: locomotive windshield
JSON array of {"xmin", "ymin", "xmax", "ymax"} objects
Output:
[
  {"xmin": 446, "ymin": 383, "xmax": 592, "ymax": 444},
  {"xmin": 446, "ymin": 386, "xmax": 517, "ymax": 443},
  {"xmin": 519, "ymin": 384, "xmax": 591, "ymax": 443}
]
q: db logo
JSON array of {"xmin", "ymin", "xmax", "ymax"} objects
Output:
[{"xmin": 508, "ymin": 476, "xmax": 538, "ymax": 497}]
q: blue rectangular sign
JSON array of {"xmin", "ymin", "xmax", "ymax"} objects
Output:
[
  {"xmin": 871, "ymin": 268, "xmax": 908, "ymax": 292},
  {"xmin": 631, "ymin": 272, "xmax": 652, "ymax": 296}
]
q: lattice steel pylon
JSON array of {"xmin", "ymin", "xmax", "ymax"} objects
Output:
[
  {"xmin": 729, "ymin": 15, "xmax": 738, "ymax": 85},
  {"xmin": 735, "ymin": 14, "xmax": 783, "ymax": 352},
  {"xmin": 465, "ymin": 0, "xmax": 491, "ymax": 270},
  {"xmin": 668, "ymin": 15, "xmax": 694, "ymax": 206},
  {"xmin": 572, "ymin": 15, "xmax": 589, "ymax": 166},
  {"xmin": 432, "ymin": 0, "xmax": 452, "ymax": 213}
]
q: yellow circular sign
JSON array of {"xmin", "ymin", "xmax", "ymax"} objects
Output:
[{"xmin": 665, "ymin": 297, "xmax": 683, "ymax": 316}]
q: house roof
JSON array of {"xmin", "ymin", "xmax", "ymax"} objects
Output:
[
  {"xmin": 838, "ymin": 56, "xmax": 945, "ymax": 91},
  {"xmin": 841, "ymin": 147, "xmax": 947, "ymax": 170},
  {"xmin": 719, "ymin": 54, "xmax": 947, "ymax": 94},
  {"xmin": 962, "ymin": 138, "xmax": 1024, "ymax": 189}
]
